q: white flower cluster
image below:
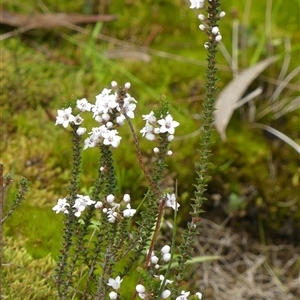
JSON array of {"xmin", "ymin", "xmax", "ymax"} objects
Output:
[
  {"xmin": 189, "ymin": 0, "xmax": 225, "ymax": 47},
  {"xmin": 55, "ymin": 82, "xmax": 136, "ymax": 149},
  {"xmin": 52, "ymin": 193, "xmax": 136, "ymax": 222},
  {"xmin": 140, "ymin": 111, "xmax": 179, "ymax": 142}
]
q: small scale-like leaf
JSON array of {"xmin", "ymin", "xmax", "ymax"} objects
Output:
[{"xmin": 214, "ymin": 56, "xmax": 278, "ymax": 140}]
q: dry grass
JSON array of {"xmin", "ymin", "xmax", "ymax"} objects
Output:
[{"xmin": 190, "ymin": 219, "xmax": 300, "ymax": 300}]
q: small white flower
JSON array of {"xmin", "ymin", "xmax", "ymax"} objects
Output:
[
  {"xmin": 167, "ymin": 135, "xmax": 174, "ymax": 142},
  {"xmin": 111, "ymin": 81, "xmax": 118, "ymax": 88},
  {"xmin": 116, "ymin": 114, "xmax": 126, "ymax": 126},
  {"xmin": 109, "ymin": 291, "xmax": 118, "ymax": 300},
  {"xmin": 167, "ymin": 150, "xmax": 173, "ymax": 156},
  {"xmin": 125, "ymin": 82, "xmax": 131, "ymax": 89},
  {"xmin": 95, "ymin": 201, "xmax": 103, "ymax": 209},
  {"xmin": 55, "ymin": 107, "xmax": 75, "ymax": 128},
  {"xmin": 102, "ymin": 130, "xmax": 122, "ymax": 148},
  {"xmin": 107, "ymin": 210, "xmax": 118, "ymax": 223},
  {"xmin": 189, "ymin": 0, "xmax": 205, "ymax": 9},
  {"xmin": 157, "ymin": 114, "xmax": 179, "ymax": 135},
  {"xmin": 142, "ymin": 111, "xmax": 156, "ymax": 124},
  {"xmin": 215, "ymin": 34, "xmax": 222, "ymax": 42},
  {"xmin": 123, "ymin": 194, "xmax": 131, "ymax": 203},
  {"xmin": 136, "ymin": 284, "xmax": 146, "ymax": 293},
  {"xmin": 150, "ymin": 255, "xmax": 159, "ymax": 264},
  {"xmin": 153, "ymin": 147, "xmax": 160, "ymax": 154},
  {"xmin": 107, "ymin": 194, "xmax": 115, "ymax": 203},
  {"xmin": 163, "ymin": 253, "xmax": 171, "ymax": 262},
  {"xmin": 52, "ymin": 198, "xmax": 69, "ymax": 214},
  {"xmin": 107, "ymin": 276, "xmax": 123, "ymax": 290},
  {"xmin": 76, "ymin": 98, "xmax": 93, "ymax": 112},
  {"xmin": 165, "ymin": 193, "xmax": 180, "ymax": 211},
  {"xmin": 196, "ymin": 292, "xmax": 203, "ymax": 299},
  {"xmin": 156, "ymin": 275, "xmax": 173, "ymax": 285},
  {"xmin": 162, "ymin": 290, "xmax": 171, "ymax": 299},
  {"xmin": 76, "ymin": 127, "xmax": 86, "ymax": 135},
  {"xmin": 219, "ymin": 11, "xmax": 226, "ymax": 18},
  {"xmin": 176, "ymin": 291, "xmax": 190, "ymax": 300},
  {"xmin": 123, "ymin": 204, "xmax": 136, "ymax": 218},
  {"xmin": 73, "ymin": 115, "xmax": 84, "ymax": 125},
  {"xmin": 198, "ymin": 14, "xmax": 205, "ymax": 20},
  {"xmin": 211, "ymin": 26, "xmax": 219, "ymax": 35},
  {"xmin": 106, "ymin": 122, "xmax": 113, "ymax": 129},
  {"xmin": 161, "ymin": 245, "xmax": 170, "ymax": 254},
  {"xmin": 199, "ymin": 24, "xmax": 206, "ymax": 31},
  {"xmin": 83, "ymin": 136, "xmax": 99, "ymax": 150}
]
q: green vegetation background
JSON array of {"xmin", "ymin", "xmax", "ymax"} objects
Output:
[{"xmin": 1, "ymin": 0, "xmax": 299, "ymax": 298}]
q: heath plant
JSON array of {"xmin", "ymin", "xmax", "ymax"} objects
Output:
[{"xmin": 52, "ymin": 1, "xmax": 224, "ymax": 299}]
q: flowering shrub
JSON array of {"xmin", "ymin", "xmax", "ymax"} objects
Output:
[{"xmin": 52, "ymin": 1, "xmax": 224, "ymax": 299}]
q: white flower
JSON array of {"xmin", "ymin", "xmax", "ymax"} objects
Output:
[
  {"xmin": 165, "ymin": 193, "xmax": 180, "ymax": 211},
  {"xmin": 111, "ymin": 81, "xmax": 118, "ymax": 88},
  {"xmin": 93, "ymin": 88, "xmax": 117, "ymax": 115},
  {"xmin": 167, "ymin": 150, "xmax": 173, "ymax": 156},
  {"xmin": 161, "ymin": 245, "xmax": 170, "ymax": 254},
  {"xmin": 157, "ymin": 114, "xmax": 179, "ymax": 135},
  {"xmin": 198, "ymin": 14, "xmax": 205, "ymax": 21},
  {"xmin": 116, "ymin": 114, "xmax": 126, "ymax": 126},
  {"xmin": 140, "ymin": 123, "xmax": 155, "ymax": 141},
  {"xmin": 162, "ymin": 290, "xmax": 171, "ymax": 298},
  {"xmin": 215, "ymin": 34, "xmax": 222, "ymax": 42},
  {"xmin": 52, "ymin": 198, "xmax": 69, "ymax": 214},
  {"xmin": 107, "ymin": 209, "xmax": 118, "ymax": 223},
  {"xmin": 106, "ymin": 194, "xmax": 115, "ymax": 203},
  {"xmin": 76, "ymin": 98, "xmax": 93, "ymax": 112},
  {"xmin": 107, "ymin": 276, "xmax": 123, "ymax": 290},
  {"xmin": 156, "ymin": 275, "xmax": 173, "ymax": 285},
  {"xmin": 55, "ymin": 107, "xmax": 75, "ymax": 128},
  {"xmin": 219, "ymin": 11, "xmax": 226, "ymax": 18},
  {"xmin": 72, "ymin": 195, "xmax": 95, "ymax": 217},
  {"xmin": 125, "ymin": 82, "xmax": 131, "ymax": 89},
  {"xmin": 189, "ymin": 0, "xmax": 205, "ymax": 9},
  {"xmin": 196, "ymin": 292, "xmax": 203, "ymax": 299},
  {"xmin": 168, "ymin": 135, "xmax": 174, "ymax": 143},
  {"xmin": 83, "ymin": 135, "xmax": 99, "ymax": 149},
  {"xmin": 102, "ymin": 130, "xmax": 122, "ymax": 148},
  {"xmin": 76, "ymin": 194, "xmax": 95, "ymax": 206},
  {"xmin": 153, "ymin": 147, "xmax": 160, "ymax": 154},
  {"xmin": 123, "ymin": 194, "xmax": 131, "ymax": 203},
  {"xmin": 199, "ymin": 24, "xmax": 206, "ymax": 31},
  {"xmin": 136, "ymin": 284, "xmax": 146, "ymax": 293},
  {"xmin": 123, "ymin": 204, "xmax": 136, "ymax": 218},
  {"xmin": 95, "ymin": 201, "xmax": 103, "ymax": 209},
  {"xmin": 76, "ymin": 127, "xmax": 86, "ymax": 135},
  {"xmin": 176, "ymin": 291, "xmax": 190, "ymax": 300},
  {"xmin": 109, "ymin": 291, "xmax": 118, "ymax": 300},
  {"xmin": 211, "ymin": 26, "xmax": 219, "ymax": 35},
  {"xmin": 163, "ymin": 253, "xmax": 171, "ymax": 262},
  {"xmin": 142, "ymin": 111, "xmax": 156, "ymax": 124},
  {"xmin": 150, "ymin": 255, "xmax": 159, "ymax": 264},
  {"xmin": 124, "ymin": 102, "xmax": 136, "ymax": 118},
  {"xmin": 73, "ymin": 115, "xmax": 84, "ymax": 125}
]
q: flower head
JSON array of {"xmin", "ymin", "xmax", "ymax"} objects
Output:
[
  {"xmin": 176, "ymin": 291, "xmax": 190, "ymax": 300},
  {"xmin": 52, "ymin": 198, "xmax": 69, "ymax": 214},
  {"xmin": 165, "ymin": 193, "xmax": 180, "ymax": 211},
  {"xmin": 55, "ymin": 107, "xmax": 75, "ymax": 128},
  {"xmin": 76, "ymin": 98, "xmax": 93, "ymax": 112},
  {"xmin": 107, "ymin": 276, "xmax": 123, "ymax": 290},
  {"xmin": 157, "ymin": 114, "xmax": 180, "ymax": 135}
]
